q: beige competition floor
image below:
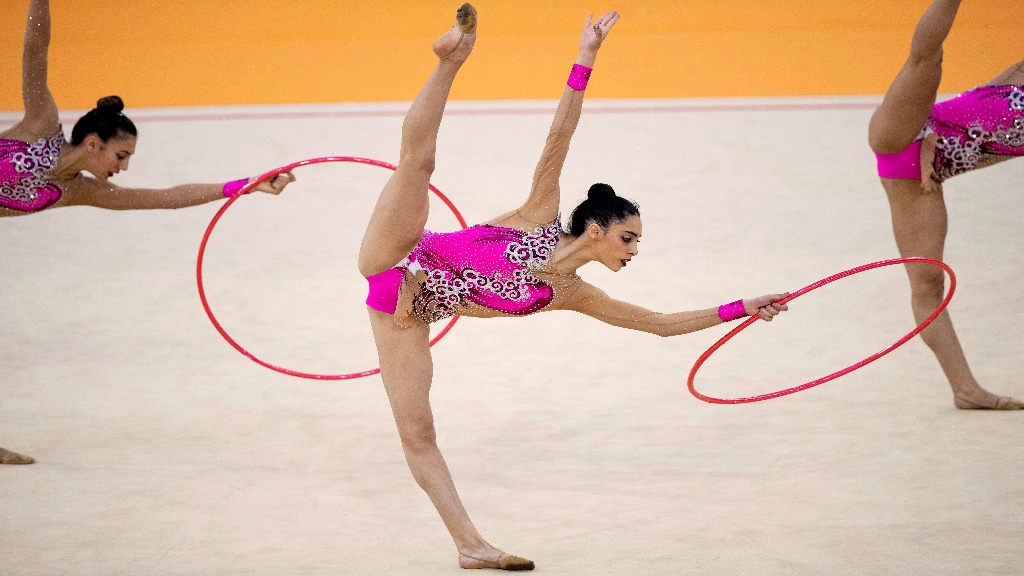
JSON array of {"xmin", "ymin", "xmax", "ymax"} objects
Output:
[{"xmin": 2, "ymin": 98, "xmax": 1022, "ymax": 575}]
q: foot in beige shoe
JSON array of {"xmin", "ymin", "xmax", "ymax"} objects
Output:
[
  {"xmin": 433, "ymin": 3, "xmax": 478, "ymax": 60},
  {"xmin": 459, "ymin": 552, "xmax": 535, "ymax": 571},
  {"xmin": 0, "ymin": 446, "xmax": 36, "ymax": 465},
  {"xmin": 954, "ymin": 393, "xmax": 1024, "ymax": 410}
]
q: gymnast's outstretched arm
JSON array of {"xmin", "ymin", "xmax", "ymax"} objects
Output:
[
  {"xmin": 490, "ymin": 12, "xmax": 620, "ymax": 227},
  {"xmin": 60, "ymin": 173, "xmax": 294, "ymax": 210},
  {"xmin": 566, "ymin": 280, "xmax": 788, "ymax": 337},
  {"xmin": 1, "ymin": 0, "xmax": 58, "ymax": 143}
]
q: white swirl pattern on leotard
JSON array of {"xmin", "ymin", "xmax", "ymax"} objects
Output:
[
  {"xmin": 414, "ymin": 219, "xmax": 562, "ymax": 323},
  {"xmin": 1008, "ymin": 87, "xmax": 1024, "ymax": 111},
  {"xmin": 933, "ymin": 86, "xmax": 1024, "ymax": 181},
  {"xmin": 0, "ymin": 128, "xmax": 64, "ymax": 208},
  {"xmin": 935, "ymin": 118, "xmax": 1024, "ymax": 179}
]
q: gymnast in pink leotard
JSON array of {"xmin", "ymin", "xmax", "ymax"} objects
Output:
[
  {"xmin": 0, "ymin": 0, "xmax": 296, "ymax": 466},
  {"xmin": 869, "ymin": 0, "xmax": 1024, "ymax": 411},
  {"xmin": 357, "ymin": 5, "xmax": 789, "ymax": 571},
  {"xmin": 0, "ymin": 0, "xmax": 294, "ymax": 221}
]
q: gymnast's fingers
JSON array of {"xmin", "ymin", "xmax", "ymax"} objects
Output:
[
  {"xmin": 257, "ymin": 174, "xmax": 288, "ymax": 195},
  {"xmin": 749, "ymin": 293, "xmax": 781, "ymax": 309},
  {"xmin": 275, "ymin": 172, "xmax": 295, "ymax": 191},
  {"xmin": 603, "ymin": 11, "xmax": 620, "ymax": 31}
]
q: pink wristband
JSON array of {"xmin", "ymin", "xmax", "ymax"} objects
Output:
[
  {"xmin": 718, "ymin": 299, "xmax": 746, "ymax": 322},
  {"xmin": 567, "ymin": 63, "xmax": 593, "ymax": 91},
  {"xmin": 222, "ymin": 178, "xmax": 250, "ymax": 197}
]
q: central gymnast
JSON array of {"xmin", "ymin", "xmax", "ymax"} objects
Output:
[{"xmin": 357, "ymin": 5, "xmax": 788, "ymax": 570}]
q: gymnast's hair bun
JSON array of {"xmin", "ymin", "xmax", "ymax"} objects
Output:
[
  {"xmin": 588, "ymin": 182, "xmax": 616, "ymax": 200},
  {"xmin": 71, "ymin": 95, "xmax": 137, "ymax": 145},
  {"xmin": 95, "ymin": 95, "xmax": 125, "ymax": 113},
  {"xmin": 567, "ymin": 182, "xmax": 639, "ymax": 237}
]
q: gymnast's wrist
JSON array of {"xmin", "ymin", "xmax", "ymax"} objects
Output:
[
  {"xmin": 576, "ymin": 50, "xmax": 597, "ymax": 68},
  {"xmin": 567, "ymin": 62, "xmax": 594, "ymax": 91},
  {"xmin": 222, "ymin": 178, "xmax": 251, "ymax": 197},
  {"xmin": 717, "ymin": 299, "xmax": 747, "ymax": 322}
]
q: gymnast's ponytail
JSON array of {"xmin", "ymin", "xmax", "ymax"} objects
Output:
[
  {"xmin": 71, "ymin": 96, "xmax": 138, "ymax": 145},
  {"xmin": 566, "ymin": 183, "xmax": 640, "ymax": 237}
]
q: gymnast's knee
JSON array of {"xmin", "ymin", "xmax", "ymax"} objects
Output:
[
  {"xmin": 398, "ymin": 147, "xmax": 437, "ymax": 175},
  {"xmin": 398, "ymin": 421, "xmax": 438, "ymax": 453},
  {"xmin": 909, "ymin": 270, "xmax": 945, "ymax": 303}
]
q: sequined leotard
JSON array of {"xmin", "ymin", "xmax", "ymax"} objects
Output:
[
  {"xmin": 366, "ymin": 218, "xmax": 562, "ymax": 324},
  {"xmin": 0, "ymin": 128, "xmax": 64, "ymax": 212},
  {"xmin": 875, "ymin": 84, "xmax": 1024, "ymax": 181}
]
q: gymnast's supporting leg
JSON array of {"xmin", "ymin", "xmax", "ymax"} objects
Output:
[
  {"xmin": 367, "ymin": 310, "xmax": 523, "ymax": 567},
  {"xmin": 883, "ymin": 188, "xmax": 1020, "ymax": 409}
]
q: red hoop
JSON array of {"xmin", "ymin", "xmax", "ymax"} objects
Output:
[
  {"xmin": 196, "ymin": 156, "xmax": 468, "ymax": 380},
  {"xmin": 687, "ymin": 257, "xmax": 956, "ymax": 404}
]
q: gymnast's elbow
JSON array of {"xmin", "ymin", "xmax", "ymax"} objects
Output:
[{"xmin": 648, "ymin": 322, "xmax": 677, "ymax": 338}]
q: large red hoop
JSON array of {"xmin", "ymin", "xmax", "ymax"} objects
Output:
[
  {"xmin": 687, "ymin": 257, "xmax": 956, "ymax": 404},
  {"xmin": 196, "ymin": 156, "xmax": 468, "ymax": 380}
]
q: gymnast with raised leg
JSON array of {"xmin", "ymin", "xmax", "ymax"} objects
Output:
[
  {"xmin": 869, "ymin": 0, "xmax": 1024, "ymax": 410},
  {"xmin": 0, "ymin": 0, "xmax": 295, "ymax": 464},
  {"xmin": 358, "ymin": 5, "xmax": 788, "ymax": 570}
]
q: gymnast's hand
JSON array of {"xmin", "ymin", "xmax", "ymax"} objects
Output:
[
  {"xmin": 251, "ymin": 172, "xmax": 296, "ymax": 195},
  {"xmin": 580, "ymin": 11, "xmax": 620, "ymax": 54},
  {"xmin": 744, "ymin": 294, "xmax": 790, "ymax": 322}
]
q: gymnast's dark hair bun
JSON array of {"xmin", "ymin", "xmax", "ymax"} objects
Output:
[
  {"xmin": 71, "ymin": 95, "xmax": 137, "ymax": 145},
  {"xmin": 567, "ymin": 182, "xmax": 640, "ymax": 237},
  {"xmin": 95, "ymin": 95, "xmax": 125, "ymax": 113},
  {"xmin": 587, "ymin": 182, "xmax": 616, "ymax": 200}
]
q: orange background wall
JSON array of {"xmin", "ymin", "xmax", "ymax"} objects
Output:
[{"xmin": 1, "ymin": 0, "xmax": 1021, "ymax": 110}]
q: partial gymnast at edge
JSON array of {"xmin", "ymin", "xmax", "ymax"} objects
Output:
[
  {"xmin": 0, "ymin": 0, "xmax": 295, "ymax": 465},
  {"xmin": 357, "ymin": 5, "xmax": 789, "ymax": 570},
  {"xmin": 869, "ymin": 0, "xmax": 1024, "ymax": 410}
]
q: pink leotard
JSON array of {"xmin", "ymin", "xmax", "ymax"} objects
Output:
[
  {"xmin": 876, "ymin": 85, "xmax": 1024, "ymax": 181},
  {"xmin": 366, "ymin": 218, "xmax": 561, "ymax": 323},
  {"xmin": 0, "ymin": 128, "xmax": 64, "ymax": 212}
]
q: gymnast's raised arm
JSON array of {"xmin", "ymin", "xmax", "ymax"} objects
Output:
[
  {"xmin": 1, "ymin": 0, "xmax": 58, "ymax": 143},
  {"xmin": 491, "ymin": 11, "xmax": 619, "ymax": 227}
]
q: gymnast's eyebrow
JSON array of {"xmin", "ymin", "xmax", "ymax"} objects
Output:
[{"xmin": 624, "ymin": 230, "xmax": 641, "ymax": 237}]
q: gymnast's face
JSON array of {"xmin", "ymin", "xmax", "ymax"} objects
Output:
[
  {"xmin": 589, "ymin": 215, "xmax": 641, "ymax": 272},
  {"xmin": 82, "ymin": 132, "xmax": 136, "ymax": 182}
]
